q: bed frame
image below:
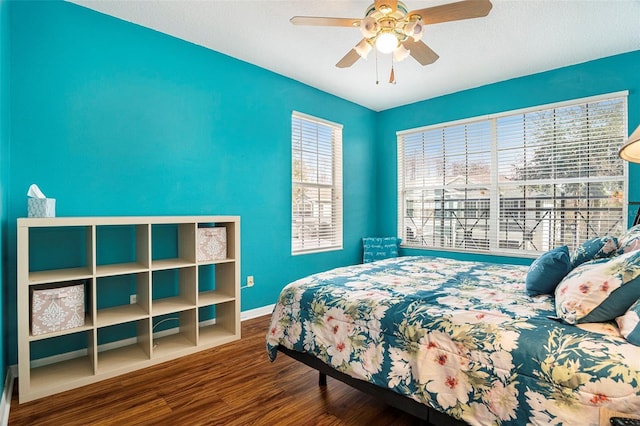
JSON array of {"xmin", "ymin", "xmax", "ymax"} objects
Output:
[{"xmin": 278, "ymin": 346, "xmax": 467, "ymax": 426}]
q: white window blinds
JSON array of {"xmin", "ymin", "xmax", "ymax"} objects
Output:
[
  {"xmin": 397, "ymin": 93, "xmax": 627, "ymax": 255},
  {"xmin": 292, "ymin": 112, "xmax": 343, "ymax": 254}
]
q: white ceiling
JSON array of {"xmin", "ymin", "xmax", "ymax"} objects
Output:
[{"xmin": 70, "ymin": 0, "xmax": 640, "ymax": 112}]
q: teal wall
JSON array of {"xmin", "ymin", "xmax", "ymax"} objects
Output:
[
  {"xmin": 377, "ymin": 50, "xmax": 640, "ymax": 264},
  {"xmin": 6, "ymin": 1, "xmax": 377, "ymax": 364},
  {"xmin": 0, "ymin": 0, "xmax": 9, "ymax": 376}
]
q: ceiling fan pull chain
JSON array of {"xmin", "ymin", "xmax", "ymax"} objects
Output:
[
  {"xmin": 389, "ymin": 56, "xmax": 396, "ymax": 84},
  {"xmin": 375, "ymin": 49, "xmax": 380, "ymax": 85}
]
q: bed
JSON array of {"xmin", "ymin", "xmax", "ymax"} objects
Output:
[{"xmin": 266, "ymin": 254, "xmax": 640, "ymax": 425}]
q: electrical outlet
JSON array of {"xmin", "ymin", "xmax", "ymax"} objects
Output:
[
  {"xmin": 247, "ymin": 276, "xmax": 254, "ymax": 287},
  {"xmin": 130, "ymin": 294, "xmax": 137, "ymax": 304}
]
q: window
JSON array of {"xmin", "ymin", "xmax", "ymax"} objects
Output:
[
  {"xmin": 292, "ymin": 112, "xmax": 343, "ymax": 254},
  {"xmin": 398, "ymin": 92, "xmax": 627, "ymax": 255}
]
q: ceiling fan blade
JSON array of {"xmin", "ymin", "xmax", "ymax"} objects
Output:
[
  {"xmin": 336, "ymin": 49, "xmax": 361, "ymax": 68},
  {"xmin": 408, "ymin": 0, "xmax": 492, "ymax": 25},
  {"xmin": 375, "ymin": 0, "xmax": 398, "ymax": 14},
  {"xmin": 290, "ymin": 16, "xmax": 360, "ymax": 27},
  {"xmin": 402, "ymin": 39, "xmax": 439, "ymax": 66}
]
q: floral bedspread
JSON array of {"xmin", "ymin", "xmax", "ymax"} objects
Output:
[{"xmin": 266, "ymin": 256, "xmax": 640, "ymax": 425}]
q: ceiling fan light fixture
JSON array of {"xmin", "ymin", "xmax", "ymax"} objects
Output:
[
  {"xmin": 378, "ymin": 4, "xmax": 393, "ymax": 15},
  {"xmin": 410, "ymin": 21, "xmax": 424, "ymax": 41},
  {"xmin": 404, "ymin": 20, "xmax": 417, "ymax": 36},
  {"xmin": 376, "ymin": 31, "xmax": 398, "ymax": 54},
  {"xmin": 355, "ymin": 39, "xmax": 373, "ymax": 59},
  {"xmin": 393, "ymin": 43, "xmax": 410, "ymax": 62},
  {"xmin": 360, "ymin": 16, "xmax": 379, "ymax": 38}
]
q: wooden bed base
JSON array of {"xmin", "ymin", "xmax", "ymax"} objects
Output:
[{"xmin": 278, "ymin": 346, "xmax": 467, "ymax": 426}]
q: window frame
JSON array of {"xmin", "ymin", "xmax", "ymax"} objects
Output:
[
  {"xmin": 291, "ymin": 111, "xmax": 343, "ymax": 255},
  {"xmin": 397, "ymin": 91, "xmax": 629, "ymax": 257}
]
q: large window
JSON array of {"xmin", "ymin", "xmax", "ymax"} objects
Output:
[
  {"xmin": 292, "ymin": 112, "xmax": 343, "ymax": 254},
  {"xmin": 398, "ymin": 92, "xmax": 628, "ymax": 255}
]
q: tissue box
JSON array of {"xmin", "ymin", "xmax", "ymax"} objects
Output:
[
  {"xmin": 28, "ymin": 198, "xmax": 56, "ymax": 218},
  {"xmin": 197, "ymin": 227, "xmax": 227, "ymax": 261},
  {"xmin": 31, "ymin": 282, "xmax": 85, "ymax": 336}
]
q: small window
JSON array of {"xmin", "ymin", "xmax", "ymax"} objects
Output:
[{"xmin": 291, "ymin": 112, "xmax": 343, "ymax": 254}]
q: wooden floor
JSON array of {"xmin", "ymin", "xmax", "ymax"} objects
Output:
[{"xmin": 9, "ymin": 315, "xmax": 423, "ymax": 426}]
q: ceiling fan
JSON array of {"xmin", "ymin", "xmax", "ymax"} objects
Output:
[{"xmin": 291, "ymin": 0, "xmax": 493, "ymax": 69}]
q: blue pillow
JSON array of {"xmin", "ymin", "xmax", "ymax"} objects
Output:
[
  {"xmin": 617, "ymin": 298, "xmax": 640, "ymax": 346},
  {"xmin": 570, "ymin": 236, "xmax": 618, "ymax": 269},
  {"xmin": 526, "ymin": 246, "xmax": 572, "ymax": 296},
  {"xmin": 555, "ymin": 250, "xmax": 640, "ymax": 324},
  {"xmin": 362, "ymin": 237, "xmax": 401, "ymax": 263}
]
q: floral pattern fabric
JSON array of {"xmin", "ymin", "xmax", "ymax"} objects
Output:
[
  {"xmin": 570, "ymin": 236, "xmax": 618, "ymax": 268},
  {"xmin": 266, "ymin": 256, "xmax": 640, "ymax": 426},
  {"xmin": 618, "ymin": 224, "xmax": 640, "ymax": 255},
  {"xmin": 31, "ymin": 283, "xmax": 85, "ymax": 336},
  {"xmin": 617, "ymin": 298, "xmax": 640, "ymax": 346},
  {"xmin": 555, "ymin": 250, "xmax": 640, "ymax": 324}
]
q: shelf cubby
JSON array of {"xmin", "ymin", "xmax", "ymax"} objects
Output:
[
  {"xmin": 96, "ymin": 272, "xmax": 150, "ymax": 327},
  {"xmin": 97, "ymin": 319, "xmax": 151, "ymax": 374},
  {"xmin": 152, "ymin": 310, "xmax": 197, "ymax": 358},
  {"xmin": 151, "ymin": 267, "xmax": 196, "ymax": 316},
  {"xmin": 197, "ymin": 262, "xmax": 236, "ymax": 306},
  {"xmin": 151, "ymin": 223, "xmax": 196, "ymax": 265},
  {"xmin": 29, "ymin": 278, "xmax": 94, "ymax": 340},
  {"xmin": 96, "ymin": 224, "xmax": 149, "ymax": 265},
  {"xmin": 198, "ymin": 301, "xmax": 238, "ymax": 346},
  {"xmin": 27, "ymin": 226, "xmax": 92, "ymax": 273},
  {"xmin": 26, "ymin": 330, "xmax": 96, "ymax": 400},
  {"xmin": 30, "ymin": 355, "xmax": 95, "ymax": 389}
]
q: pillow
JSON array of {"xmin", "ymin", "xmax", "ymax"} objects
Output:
[
  {"xmin": 526, "ymin": 246, "xmax": 572, "ymax": 296},
  {"xmin": 570, "ymin": 236, "xmax": 618, "ymax": 269},
  {"xmin": 362, "ymin": 237, "xmax": 401, "ymax": 263},
  {"xmin": 555, "ymin": 249, "xmax": 640, "ymax": 324},
  {"xmin": 618, "ymin": 224, "xmax": 640, "ymax": 255},
  {"xmin": 616, "ymin": 298, "xmax": 640, "ymax": 346}
]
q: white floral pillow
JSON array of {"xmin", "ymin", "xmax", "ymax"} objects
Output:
[
  {"xmin": 616, "ymin": 298, "xmax": 640, "ymax": 346},
  {"xmin": 618, "ymin": 224, "xmax": 640, "ymax": 255},
  {"xmin": 555, "ymin": 250, "xmax": 640, "ymax": 324}
]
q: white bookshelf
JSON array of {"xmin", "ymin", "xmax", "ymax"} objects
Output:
[{"xmin": 17, "ymin": 216, "xmax": 240, "ymax": 403}]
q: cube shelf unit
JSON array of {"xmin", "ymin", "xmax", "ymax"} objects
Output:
[{"xmin": 17, "ymin": 216, "xmax": 240, "ymax": 403}]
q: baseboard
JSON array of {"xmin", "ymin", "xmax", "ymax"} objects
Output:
[
  {"xmin": 0, "ymin": 365, "xmax": 16, "ymax": 426},
  {"xmin": 241, "ymin": 304, "xmax": 275, "ymax": 321}
]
